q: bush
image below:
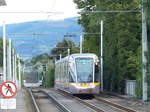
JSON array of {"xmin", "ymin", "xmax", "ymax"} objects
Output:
[{"xmin": 45, "ymin": 66, "xmax": 55, "ymax": 87}]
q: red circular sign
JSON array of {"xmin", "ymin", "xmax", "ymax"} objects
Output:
[{"xmin": 0, "ymin": 81, "xmax": 17, "ymax": 98}]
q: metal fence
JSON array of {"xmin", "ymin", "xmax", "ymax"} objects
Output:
[{"xmin": 125, "ymin": 80, "xmax": 136, "ymax": 97}]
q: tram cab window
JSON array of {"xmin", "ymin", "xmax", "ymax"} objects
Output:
[
  {"xmin": 94, "ymin": 64, "xmax": 99, "ymax": 82},
  {"xmin": 76, "ymin": 58, "xmax": 93, "ymax": 83}
]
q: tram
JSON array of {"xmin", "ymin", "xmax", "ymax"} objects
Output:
[{"xmin": 55, "ymin": 53, "xmax": 100, "ymax": 94}]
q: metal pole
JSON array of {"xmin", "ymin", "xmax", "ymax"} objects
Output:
[
  {"xmin": 37, "ymin": 68, "xmax": 39, "ymax": 82},
  {"xmin": 6, "ymin": 45, "xmax": 9, "ymax": 80},
  {"xmin": 18, "ymin": 55, "xmax": 21, "ymax": 88},
  {"xmin": 3, "ymin": 22, "xmax": 6, "ymax": 82},
  {"xmin": 60, "ymin": 54, "xmax": 62, "ymax": 60},
  {"xmin": 80, "ymin": 35, "xmax": 83, "ymax": 53},
  {"xmin": 68, "ymin": 48, "xmax": 70, "ymax": 56},
  {"xmin": 12, "ymin": 48, "xmax": 15, "ymax": 82},
  {"xmin": 142, "ymin": 0, "xmax": 148, "ymax": 101},
  {"xmin": 14, "ymin": 54, "xmax": 17, "ymax": 83},
  {"xmin": 23, "ymin": 64, "xmax": 25, "ymax": 82},
  {"xmin": 100, "ymin": 20, "xmax": 104, "ymax": 92},
  {"xmin": 8, "ymin": 39, "xmax": 12, "ymax": 81}
]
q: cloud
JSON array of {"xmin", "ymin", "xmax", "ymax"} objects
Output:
[{"xmin": 0, "ymin": 0, "xmax": 79, "ymax": 24}]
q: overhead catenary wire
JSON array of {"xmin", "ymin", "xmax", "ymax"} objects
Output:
[
  {"xmin": 7, "ymin": 32, "xmax": 100, "ymax": 36},
  {"xmin": 15, "ymin": 46, "xmax": 78, "ymax": 49},
  {"xmin": 80, "ymin": 10, "xmax": 141, "ymax": 14},
  {"xmin": 47, "ymin": 0, "xmax": 57, "ymax": 20},
  {"xmin": 0, "ymin": 11, "xmax": 63, "ymax": 14}
]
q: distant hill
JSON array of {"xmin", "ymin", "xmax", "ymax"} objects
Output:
[{"xmin": 0, "ymin": 17, "xmax": 82, "ymax": 58}]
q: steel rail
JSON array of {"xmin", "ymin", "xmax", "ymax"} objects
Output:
[
  {"xmin": 57, "ymin": 89, "xmax": 105, "ymax": 112},
  {"xmin": 94, "ymin": 96, "xmax": 137, "ymax": 112},
  {"xmin": 100, "ymin": 92, "xmax": 129, "ymax": 100},
  {"xmin": 74, "ymin": 96, "xmax": 104, "ymax": 112},
  {"xmin": 41, "ymin": 90, "xmax": 72, "ymax": 112},
  {"xmin": 29, "ymin": 88, "xmax": 72, "ymax": 112},
  {"xmin": 28, "ymin": 89, "xmax": 41, "ymax": 112}
]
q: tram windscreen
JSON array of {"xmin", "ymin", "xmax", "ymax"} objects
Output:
[{"xmin": 76, "ymin": 58, "xmax": 93, "ymax": 83}]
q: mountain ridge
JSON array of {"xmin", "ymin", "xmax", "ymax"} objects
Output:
[{"xmin": 0, "ymin": 17, "xmax": 82, "ymax": 58}]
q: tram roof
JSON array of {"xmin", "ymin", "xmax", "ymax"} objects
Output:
[{"xmin": 56, "ymin": 53, "xmax": 98, "ymax": 64}]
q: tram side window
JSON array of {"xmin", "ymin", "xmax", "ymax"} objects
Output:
[{"xmin": 94, "ymin": 64, "xmax": 99, "ymax": 82}]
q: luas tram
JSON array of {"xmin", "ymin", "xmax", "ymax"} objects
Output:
[{"xmin": 55, "ymin": 53, "xmax": 100, "ymax": 94}]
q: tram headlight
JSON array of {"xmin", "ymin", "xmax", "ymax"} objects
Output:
[
  {"xmin": 73, "ymin": 84, "xmax": 81, "ymax": 88},
  {"xmin": 89, "ymin": 83, "xmax": 95, "ymax": 88}
]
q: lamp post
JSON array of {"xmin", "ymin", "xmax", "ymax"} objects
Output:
[
  {"xmin": 100, "ymin": 20, "xmax": 104, "ymax": 92},
  {"xmin": 80, "ymin": 35, "xmax": 83, "ymax": 53},
  {"xmin": 142, "ymin": 0, "xmax": 148, "ymax": 101}
]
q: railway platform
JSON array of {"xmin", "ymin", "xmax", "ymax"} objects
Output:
[{"xmin": 0, "ymin": 88, "xmax": 33, "ymax": 112}]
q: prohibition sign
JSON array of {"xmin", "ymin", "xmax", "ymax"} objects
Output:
[{"xmin": 0, "ymin": 81, "xmax": 17, "ymax": 98}]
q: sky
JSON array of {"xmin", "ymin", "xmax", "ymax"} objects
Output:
[{"xmin": 0, "ymin": 0, "xmax": 79, "ymax": 25}]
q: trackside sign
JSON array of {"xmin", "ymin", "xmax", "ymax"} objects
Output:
[{"xmin": 0, "ymin": 81, "xmax": 17, "ymax": 98}]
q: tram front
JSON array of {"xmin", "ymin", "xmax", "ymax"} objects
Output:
[{"xmin": 70, "ymin": 56, "xmax": 100, "ymax": 94}]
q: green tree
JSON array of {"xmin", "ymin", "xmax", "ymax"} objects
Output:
[
  {"xmin": 31, "ymin": 53, "xmax": 49, "ymax": 65},
  {"xmin": 74, "ymin": 0, "xmax": 150, "ymax": 94},
  {"xmin": 45, "ymin": 66, "xmax": 55, "ymax": 87},
  {"xmin": 51, "ymin": 38, "xmax": 79, "ymax": 59}
]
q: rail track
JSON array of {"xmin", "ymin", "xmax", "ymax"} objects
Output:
[
  {"xmin": 96, "ymin": 92, "xmax": 147, "ymax": 112},
  {"xmin": 41, "ymin": 88, "xmax": 96, "ymax": 112},
  {"xmin": 57, "ymin": 89, "xmax": 138, "ymax": 112},
  {"xmin": 27, "ymin": 88, "xmax": 71, "ymax": 112},
  {"xmin": 94, "ymin": 96, "xmax": 137, "ymax": 112},
  {"xmin": 27, "ymin": 88, "xmax": 139, "ymax": 112},
  {"xmin": 28, "ymin": 88, "xmax": 97, "ymax": 112}
]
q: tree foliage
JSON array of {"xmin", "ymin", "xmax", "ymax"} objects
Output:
[
  {"xmin": 74, "ymin": 0, "xmax": 150, "ymax": 94},
  {"xmin": 31, "ymin": 53, "xmax": 49, "ymax": 65},
  {"xmin": 51, "ymin": 38, "xmax": 79, "ymax": 59},
  {"xmin": 44, "ymin": 66, "xmax": 55, "ymax": 87},
  {"xmin": 30, "ymin": 39, "xmax": 79, "ymax": 87}
]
